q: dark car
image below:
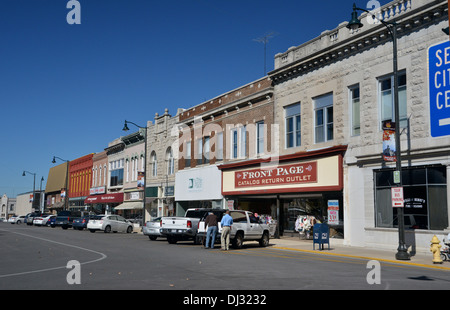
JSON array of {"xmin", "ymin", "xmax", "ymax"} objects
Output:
[
  {"xmin": 72, "ymin": 214, "xmax": 98, "ymax": 230},
  {"xmin": 55, "ymin": 210, "xmax": 82, "ymax": 229},
  {"xmin": 48, "ymin": 216, "xmax": 56, "ymax": 227}
]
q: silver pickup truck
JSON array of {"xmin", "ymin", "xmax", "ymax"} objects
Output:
[
  {"xmin": 197, "ymin": 210, "xmax": 270, "ymax": 249},
  {"xmin": 160, "ymin": 208, "xmax": 212, "ymax": 244}
]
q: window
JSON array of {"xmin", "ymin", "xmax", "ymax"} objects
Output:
[
  {"xmin": 379, "ymin": 72, "xmax": 407, "ymax": 128},
  {"xmin": 285, "ymin": 103, "xmax": 301, "ymax": 148},
  {"xmin": 216, "ymin": 132, "xmax": 223, "ymax": 162},
  {"xmin": 197, "ymin": 138, "xmax": 203, "ymax": 165},
  {"xmin": 349, "ymin": 85, "xmax": 360, "ymax": 136},
  {"xmin": 185, "ymin": 141, "xmax": 191, "ymax": 168},
  {"xmin": 166, "ymin": 147, "xmax": 174, "ymax": 175},
  {"xmin": 109, "ymin": 159, "xmax": 124, "ymax": 187},
  {"xmin": 314, "ymin": 93, "xmax": 333, "ymax": 143},
  {"xmin": 231, "ymin": 126, "xmax": 246, "ymax": 159},
  {"xmin": 256, "ymin": 121, "xmax": 264, "ymax": 154},
  {"xmin": 151, "ymin": 152, "xmax": 157, "ymax": 176},
  {"xmin": 374, "ymin": 165, "xmax": 448, "ymax": 230}
]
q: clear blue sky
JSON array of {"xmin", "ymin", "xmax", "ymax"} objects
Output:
[{"xmin": 0, "ymin": 0, "xmax": 391, "ymax": 198}]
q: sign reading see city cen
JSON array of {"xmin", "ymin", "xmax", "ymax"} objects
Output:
[
  {"xmin": 235, "ymin": 162, "xmax": 317, "ymax": 188},
  {"xmin": 428, "ymin": 40, "xmax": 450, "ymax": 138}
]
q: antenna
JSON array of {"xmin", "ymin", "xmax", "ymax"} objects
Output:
[{"xmin": 253, "ymin": 31, "xmax": 277, "ymax": 75}]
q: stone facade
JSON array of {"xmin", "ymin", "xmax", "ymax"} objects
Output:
[{"xmin": 269, "ymin": 0, "xmax": 450, "ymax": 252}]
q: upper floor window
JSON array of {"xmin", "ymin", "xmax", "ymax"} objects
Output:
[
  {"xmin": 379, "ymin": 72, "xmax": 407, "ymax": 128},
  {"xmin": 151, "ymin": 152, "xmax": 157, "ymax": 177},
  {"xmin": 349, "ymin": 85, "xmax": 360, "ymax": 136},
  {"xmin": 314, "ymin": 93, "xmax": 333, "ymax": 143},
  {"xmin": 166, "ymin": 147, "xmax": 174, "ymax": 175},
  {"xmin": 256, "ymin": 121, "xmax": 264, "ymax": 154},
  {"xmin": 285, "ymin": 103, "xmax": 301, "ymax": 148},
  {"xmin": 231, "ymin": 126, "xmax": 246, "ymax": 159}
]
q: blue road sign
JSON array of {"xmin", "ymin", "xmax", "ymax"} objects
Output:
[{"xmin": 428, "ymin": 41, "xmax": 450, "ymax": 138}]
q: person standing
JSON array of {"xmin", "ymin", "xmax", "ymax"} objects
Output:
[
  {"xmin": 204, "ymin": 212, "xmax": 218, "ymax": 249},
  {"xmin": 220, "ymin": 210, "xmax": 233, "ymax": 251}
]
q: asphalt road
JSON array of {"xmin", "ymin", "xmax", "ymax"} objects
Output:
[{"xmin": 1, "ymin": 222, "xmax": 449, "ymax": 294}]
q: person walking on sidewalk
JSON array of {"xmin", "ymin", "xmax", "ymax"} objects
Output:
[
  {"xmin": 204, "ymin": 212, "xmax": 218, "ymax": 249},
  {"xmin": 220, "ymin": 210, "xmax": 233, "ymax": 251}
]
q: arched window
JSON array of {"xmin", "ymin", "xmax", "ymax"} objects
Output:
[
  {"xmin": 166, "ymin": 147, "xmax": 174, "ymax": 175},
  {"xmin": 151, "ymin": 151, "xmax": 157, "ymax": 177}
]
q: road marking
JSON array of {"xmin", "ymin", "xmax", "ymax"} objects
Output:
[{"xmin": 0, "ymin": 228, "xmax": 107, "ymax": 278}]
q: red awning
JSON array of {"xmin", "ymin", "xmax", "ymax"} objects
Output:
[{"xmin": 84, "ymin": 193, "xmax": 123, "ymax": 204}]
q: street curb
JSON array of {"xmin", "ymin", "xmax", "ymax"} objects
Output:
[{"xmin": 272, "ymin": 246, "xmax": 450, "ymax": 271}]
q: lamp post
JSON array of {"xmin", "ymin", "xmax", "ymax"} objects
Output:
[
  {"xmin": 123, "ymin": 120, "xmax": 148, "ymax": 225},
  {"xmin": 22, "ymin": 170, "xmax": 36, "ymax": 212},
  {"xmin": 52, "ymin": 156, "xmax": 70, "ymax": 211},
  {"xmin": 347, "ymin": 3, "xmax": 410, "ymax": 260}
]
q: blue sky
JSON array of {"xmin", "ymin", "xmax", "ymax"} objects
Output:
[{"xmin": 0, "ymin": 0, "xmax": 392, "ymax": 198}]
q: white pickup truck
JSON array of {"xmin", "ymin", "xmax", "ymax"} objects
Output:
[
  {"xmin": 197, "ymin": 210, "xmax": 270, "ymax": 249},
  {"xmin": 160, "ymin": 208, "xmax": 212, "ymax": 244}
]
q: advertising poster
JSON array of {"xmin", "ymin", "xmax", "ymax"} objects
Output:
[
  {"xmin": 382, "ymin": 120, "xmax": 396, "ymax": 162},
  {"xmin": 327, "ymin": 200, "xmax": 339, "ymax": 225}
]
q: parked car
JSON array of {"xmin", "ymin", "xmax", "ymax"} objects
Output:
[
  {"xmin": 0, "ymin": 217, "xmax": 6, "ymax": 222},
  {"xmin": 26, "ymin": 212, "xmax": 43, "ymax": 225},
  {"xmin": 143, "ymin": 217, "xmax": 164, "ymax": 240},
  {"xmin": 48, "ymin": 216, "xmax": 56, "ymax": 227},
  {"xmin": 7, "ymin": 215, "xmax": 17, "ymax": 223},
  {"xmin": 160, "ymin": 208, "xmax": 213, "ymax": 244},
  {"xmin": 10, "ymin": 215, "xmax": 27, "ymax": 224},
  {"xmin": 33, "ymin": 214, "xmax": 55, "ymax": 226},
  {"xmin": 72, "ymin": 214, "xmax": 98, "ymax": 230},
  {"xmin": 87, "ymin": 214, "xmax": 133, "ymax": 233},
  {"xmin": 54, "ymin": 211, "xmax": 82, "ymax": 229}
]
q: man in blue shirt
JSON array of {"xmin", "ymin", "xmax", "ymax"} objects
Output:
[{"xmin": 220, "ymin": 210, "xmax": 233, "ymax": 251}]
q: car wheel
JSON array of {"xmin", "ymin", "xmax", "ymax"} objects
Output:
[
  {"xmin": 149, "ymin": 236, "xmax": 157, "ymax": 240},
  {"xmin": 441, "ymin": 253, "xmax": 447, "ymax": 262},
  {"xmin": 89, "ymin": 229, "xmax": 96, "ymax": 233},
  {"xmin": 16, "ymin": 220, "xmax": 21, "ymax": 224},
  {"xmin": 104, "ymin": 225, "xmax": 111, "ymax": 233},
  {"xmin": 259, "ymin": 232, "xmax": 269, "ymax": 247},
  {"xmin": 126, "ymin": 226, "xmax": 133, "ymax": 233},
  {"xmin": 233, "ymin": 232, "xmax": 244, "ymax": 249}
]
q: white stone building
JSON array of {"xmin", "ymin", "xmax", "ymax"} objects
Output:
[{"xmin": 269, "ymin": 0, "xmax": 450, "ymax": 253}]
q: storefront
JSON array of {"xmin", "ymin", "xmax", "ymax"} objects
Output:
[
  {"xmin": 175, "ymin": 165, "xmax": 224, "ymax": 215},
  {"xmin": 84, "ymin": 192, "xmax": 124, "ymax": 214},
  {"xmin": 219, "ymin": 145, "xmax": 347, "ymax": 238}
]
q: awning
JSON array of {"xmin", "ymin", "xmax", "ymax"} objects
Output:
[
  {"xmin": 84, "ymin": 193, "xmax": 123, "ymax": 204},
  {"xmin": 115, "ymin": 201, "xmax": 143, "ymax": 210}
]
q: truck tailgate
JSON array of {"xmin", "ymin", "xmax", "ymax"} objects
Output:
[{"xmin": 161, "ymin": 217, "xmax": 188, "ymax": 229}]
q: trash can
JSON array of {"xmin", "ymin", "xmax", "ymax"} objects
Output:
[{"xmin": 313, "ymin": 223, "xmax": 330, "ymax": 250}]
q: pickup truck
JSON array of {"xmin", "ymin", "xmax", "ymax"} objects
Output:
[
  {"xmin": 54, "ymin": 210, "xmax": 82, "ymax": 229},
  {"xmin": 160, "ymin": 208, "xmax": 213, "ymax": 244},
  {"xmin": 197, "ymin": 210, "xmax": 270, "ymax": 249}
]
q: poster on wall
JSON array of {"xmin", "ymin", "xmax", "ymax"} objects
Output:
[
  {"xmin": 327, "ymin": 200, "xmax": 339, "ymax": 225},
  {"xmin": 382, "ymin": 120, "xmax": 396, "ymax": 162},
  {"xmin": 137, "ymin": 171, "xmax": 144, "ymax": 189}
]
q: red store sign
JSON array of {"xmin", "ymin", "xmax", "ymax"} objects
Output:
[
  {"xmin": 234, "ymin": 162, "xmax": 317, "ymax": 188},
  {"xmin": 84, "ymin": 192, "xmax": 123, "ymax": 204}
]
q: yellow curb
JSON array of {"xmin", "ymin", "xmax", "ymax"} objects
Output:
[{"xmin": 272, "ymin": 246, "xmax": 450, "ymax": 271}]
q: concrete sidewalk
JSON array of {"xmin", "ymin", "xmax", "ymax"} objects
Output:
[{"xmin": 269, "ymin": 236, "xmax": 450, "ymax": 271}]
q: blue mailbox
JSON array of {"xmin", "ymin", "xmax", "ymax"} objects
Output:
[{"xmin": 313, "ymin": 223, "xmax": 330, "ymax": 250}]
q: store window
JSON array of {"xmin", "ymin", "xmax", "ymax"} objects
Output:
[
  {"xmin": 374, "ymin": 165, "xmax": 448, "ymax": 230},
  {"xmin": 285, "ymin": 102, "xmax": 301, "ymax": 148},
  {"xmin": 314, "ymin": 93, "xmax": 333, "ymax": 143}
]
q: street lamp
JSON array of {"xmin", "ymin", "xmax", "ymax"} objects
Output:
[
  {"xmin": 22, "ymin": 170, "xmax": 36, "ymax": 212},
  {"xmin": 52, "ymin": 156, "xmax": 70, "ymax": 211},
  {"xmin": 123, "ymin": 120, "xmax": 148, "ymax": 225},
  {"xmin": 347, "ymin": 3, "xmax": 410, "ymax": 260}
]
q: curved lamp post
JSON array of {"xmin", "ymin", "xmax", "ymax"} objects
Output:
[
  {"xmin": 347, "ymin": 3, "xmax": 410, "ymax": 260},
  {"xmin": 22, "ymin": 170, "xmax": 36, "ymax": 212},
  {"xmin": 52, "ymin": 156, "xmax": 70, "ymax": 211},
  {"xmin": 123, "ymin": 120, "xmax": 148, "ymax": 225}
]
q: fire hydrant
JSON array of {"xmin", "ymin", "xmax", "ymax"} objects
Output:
[{"xmin": 430, "ymin": 235, "xmax": 443, "ymax": 264}]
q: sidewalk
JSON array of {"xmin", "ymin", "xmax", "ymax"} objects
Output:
[{"xmin": 269, "ymin": 236, "xmax": 450, "ymax": 271}]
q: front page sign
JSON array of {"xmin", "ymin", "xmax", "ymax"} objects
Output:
[{"xmin": 234, "ymin": 162, "xmax": 317, "ymax": 188}]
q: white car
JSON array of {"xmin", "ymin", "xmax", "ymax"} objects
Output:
[
  {"xmin": 87, "ymin": 214, "xmax": 133, "ymax": 233},
  {"xmin": 8, "ymin": 215, "xmax": 26, "ymax": 224},
  {"xmin": 33, "ymin": 214, "xmax": 55, "ymax": 226}
]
